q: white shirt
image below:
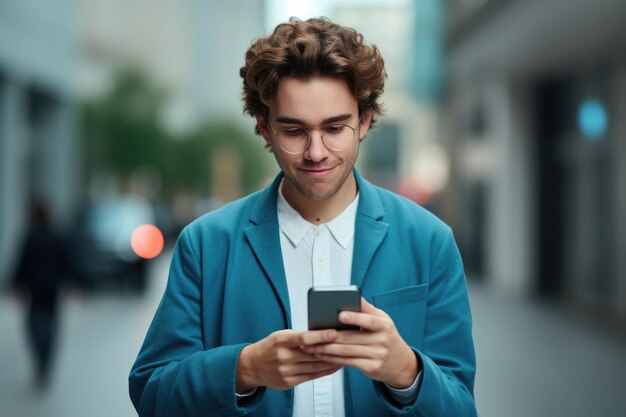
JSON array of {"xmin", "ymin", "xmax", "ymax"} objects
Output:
[
  {"xmin": 276, "ymin": 182, "xmax": 420, "ymax": 416},
  {"xmin": 278, "ymin": 186, "xmax": 358, "ymax": 417},
  {"xmin": 236, "ymin": 182, "xmax": 420, "ymax": 413}
]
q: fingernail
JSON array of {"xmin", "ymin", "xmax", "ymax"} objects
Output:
[{"xmin": 340, "ymin": 312, "xmax": 350, "ymax": 321}]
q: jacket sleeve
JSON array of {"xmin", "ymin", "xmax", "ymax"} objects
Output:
[
  {"xmin": 128, "ymin": 228, "xmax": 264, "ymax": 417},
  {"xmin": 373, "ymin": 227, "xmax": 477, "ymax": 416}
]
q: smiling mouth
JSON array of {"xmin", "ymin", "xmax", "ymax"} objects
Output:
[{"xmin": 301, "ymin": 166, "xmax": 336, "ymax": 176}]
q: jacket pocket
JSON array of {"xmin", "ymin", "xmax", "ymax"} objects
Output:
[{"xmin": 372, "ymin": 284, "xmax": 429, "ymax": 349}]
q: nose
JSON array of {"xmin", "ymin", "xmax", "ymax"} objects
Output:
[{"xmin": 303, "ymin": 129, "xmax": 329, "ymax": 162}]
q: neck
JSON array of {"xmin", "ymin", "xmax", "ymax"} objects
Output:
[{"xmin": 281, "ymin": 172, "xmax": 357, "ymax": 224}]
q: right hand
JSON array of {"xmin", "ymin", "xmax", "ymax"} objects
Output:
[{"xmin": 236, "ymin": 329, "xmax": 342, "ymax": 392}]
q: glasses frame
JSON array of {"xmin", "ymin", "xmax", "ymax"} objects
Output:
[{"xmin": 267, "ymin": 116, "xmax": 362, "ymax": 155}]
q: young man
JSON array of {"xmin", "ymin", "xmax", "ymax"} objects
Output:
[{"xmin": 129, "ymin": 17, "xmax": 477, "ymax": 417}]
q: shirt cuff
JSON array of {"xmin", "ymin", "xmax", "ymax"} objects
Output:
[{"xmin": 384, "ymin": 369, "xmax": 422, "ymax": 405}]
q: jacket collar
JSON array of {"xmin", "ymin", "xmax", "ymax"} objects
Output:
[
  {"xmin": 353, "ymin": 167, "xmax": 385, "ymax": 221},
  {"xmin": 244, "ymin": 168, "xmax": 389, "ymax": 327},
  {"xmin": 248, "ymin": 168, "xmax": 386, "ymax": 225},
  {"xmin": 351, "ymin": 169, "xmax": 389, "ymax": 289}
]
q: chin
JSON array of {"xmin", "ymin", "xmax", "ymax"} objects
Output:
[
  {"xmin": 301, "ymin": 186, "xmax": 338, "ymax": 201},
  {"xmin": 300, "ymin": 175, "xmax": 347, "ymax": 197}
]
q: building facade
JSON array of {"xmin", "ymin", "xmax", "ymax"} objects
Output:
[
  {"xmin": 78, "ymin": 0, "xmax": 266, "ymax": 132},
  {"xmin": 443, "ymin": 0, "xmax": 626, "ymax": 319},
  {"xmin": 333, "ymin": 1, "xmax": 448, "ymax": 205},
  {"xmin": 0, "ymin": 0, "xmax": 79, "ymax": 285}
]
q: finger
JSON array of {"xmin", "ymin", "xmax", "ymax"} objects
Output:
[
  {"xmin": 302, "ymin": 343, "xmax": 384, "ymax": 359},
  {"xmin": 300, "ymin": 331, "xmax": 379, "ymax": 351},
  {"xmin": 305, "ymin": 355, "xmax": 374, "ymax": 375},
  {"xmin": 334, "ymin": 330, "xmax": 382, "ymax": 345},
  {"xmin": 338, "ymin": 310, "xmax": 387, "ymax": 332},
  {"xmin": 289, "ymin": 361, "xmax": 343, "ymax": 376},
  {"xmin": 285, "ymin": 347, "xmax": 333, "ymax": 363},
  {"xmin": 299, "ymin": 329, "xmax": 338, "ymax": 346},
  {"xmin": 272, "ymin": 330, "xmax": 304, "ymax": 347},
  {"xmin": 273, "ymin": 330, "xmax": 334, "ymax": 348},
  {"xmin": 360, "ymin": 297, "xmax": 388, "ymax": 318}
]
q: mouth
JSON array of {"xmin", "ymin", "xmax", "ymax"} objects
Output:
[{"xmin": 300, "ymin": 165, "xmax": 337, "ymax": 178}]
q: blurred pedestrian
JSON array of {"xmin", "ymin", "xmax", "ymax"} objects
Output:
[{"xmin": 11, "ymin": 200, "xmax": 79, "ymax": 389}]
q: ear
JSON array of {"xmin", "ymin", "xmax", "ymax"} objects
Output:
[
  {"xmin": 358, "ymin": 111, "xmax": 373, "ymax": 141},
  {"xmin": 255, "ymin": 115, "xmax": 273, "ymax": 148}
]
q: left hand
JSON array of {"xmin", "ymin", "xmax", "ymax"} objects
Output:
[{"xmin": 300, "ymin": 297, "xmax": 419, "ymax": 388}]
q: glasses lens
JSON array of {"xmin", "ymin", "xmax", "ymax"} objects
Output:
[
  {"xmin": 277, "ymin": 127, "xmax": 309, "ymax": 153},
  {"xmin": 277, "ymin": 124, "xmax": 357, "ymax": 154},
  {"xmin": 321, "ymin": 125, "xmax": 355, "ymax": 151}
]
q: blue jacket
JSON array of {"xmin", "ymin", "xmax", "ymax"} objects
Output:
[{"xmin": 129, "ymin": 169, "xmax": 477, "ymax": 416}]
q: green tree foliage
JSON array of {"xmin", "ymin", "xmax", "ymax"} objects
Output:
[
  {"xmin": 187, "ymin": 122, "xmax": 271, "ymax": 195},
  {"xmin": 80, "ymin": 68, "xmax": 270, "ymax": 197},
  {"xmin": 82, "ymin": 69, "xmax": 166, "ymax": 178}
]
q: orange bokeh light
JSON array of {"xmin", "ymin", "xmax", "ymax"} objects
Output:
[{"xmin": 131, "ymin": 224, "xmax": 164, "ymax": 259}]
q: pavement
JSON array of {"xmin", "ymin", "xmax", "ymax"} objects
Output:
[
  {"xmin": 0, "ymin": 249, "xmax": 169, "ymax": 417},
  {"xmin": 471, "ymin": 282, "xmax": 626, "ymax": 417},
  {"xmin": 1, "ymin": 249, "xmax": 625, "ymax": 417}
]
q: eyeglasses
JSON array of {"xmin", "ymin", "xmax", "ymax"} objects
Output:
[{"xmin": 268, "ymin": 117, "xmax": 361, "ymax": 155}]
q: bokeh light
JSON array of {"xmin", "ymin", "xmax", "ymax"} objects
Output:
[
  {"xmin": 130, "ymin": 224, "xmax": 164, "ymax": 259},
  {"xmin": 578, "ymin": 98, "xmax": 608, "ymax": 141}
]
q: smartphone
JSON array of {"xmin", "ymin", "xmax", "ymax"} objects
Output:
[{"xmin": 308, "ymin": 285, "xmax": 361, "ymax": 331}]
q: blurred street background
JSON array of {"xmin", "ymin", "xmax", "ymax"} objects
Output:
[{"xmin": 1, "ymin": 0, "xmax": 625, "ymax": 416}]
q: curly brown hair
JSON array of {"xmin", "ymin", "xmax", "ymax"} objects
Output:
[{"xmin": 240, "ymin": 17, "xmax": 387, "ymax": 133}]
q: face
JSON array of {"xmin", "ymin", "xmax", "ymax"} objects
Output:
[{"xmin": 256, "ymin": 77, "xmax": 372, "ymax": 204}]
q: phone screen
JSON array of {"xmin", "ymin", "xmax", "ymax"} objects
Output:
[{"xmin": 308, "ymin": 285, "xmax": 361, "ymax": 330}]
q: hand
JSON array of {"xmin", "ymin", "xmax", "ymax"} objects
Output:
[
  {"xmin": 236, "ymin": 329, "xmax": 343, "ymax": 392},
  {"xmin": 301, "ymin": 297, "xmax": 419, "ymax": 389}
]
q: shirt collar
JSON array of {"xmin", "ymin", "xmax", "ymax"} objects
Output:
[
  {"xmin": 277, "ymin": 184, "xmax": 311, "ymax": 247},
  {"xmin": 276, "ymin": 180, "xmax": 359, "ymax": 249},
  {"xmin": 326, "ymin": 194, "xmax": 359, "ymax": 249}
]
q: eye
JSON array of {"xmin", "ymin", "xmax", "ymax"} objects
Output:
[
  {"xmin": 281, "ymin": 127, "xmax": 308, "ymax": 137},
  {"xmin": 325, "ymin": 125, "xmax": 345, "ymax": 134}
]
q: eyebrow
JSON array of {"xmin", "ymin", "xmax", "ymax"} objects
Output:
[{"xmin": 275, "ymin": 113, "xmax": 353, "ymax": 125}]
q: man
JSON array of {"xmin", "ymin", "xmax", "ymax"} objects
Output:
[
  {"xmin": 129, "ymin": 17, "xmax": 477, "ymax": 417},
  {"xmin": 12, "ymin": 201, "xmax": 79, "ymax": 389}
]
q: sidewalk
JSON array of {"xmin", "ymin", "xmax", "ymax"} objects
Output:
[
  {"xmin": 470, "ymin": 282, "xmax": 626, "ymax": 417},
  {"xmin": 1, "ymin": 261, "xmax": 625, "ymax": 416},
  {"xmin": 0, "ymin": 250, "xmax": 169, "ymax": 417}
]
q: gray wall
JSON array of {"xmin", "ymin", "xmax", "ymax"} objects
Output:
[{"xmin": 444, "ymin": 0, "xmax": 626, "ymax": 317}]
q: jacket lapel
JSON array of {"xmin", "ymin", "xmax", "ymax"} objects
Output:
[
  {"xmin": 351, "ymin": 169, "xmax": 389, "ymax": 289},
  {"xmin": 242, "ymin": 169, "xmax": 388, "ymax": 327},
  {"xmin": 243, "ymin": 173, "xmax": 292, "ymax": 328}
]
